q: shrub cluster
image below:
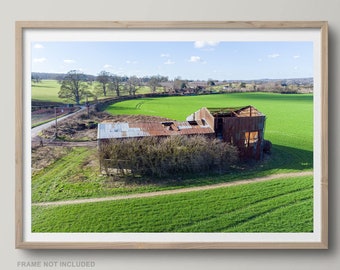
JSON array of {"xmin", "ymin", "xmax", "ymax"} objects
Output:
[{"xmin": 99, "ymin": 135, "xmax": 239, "ymax": 179}]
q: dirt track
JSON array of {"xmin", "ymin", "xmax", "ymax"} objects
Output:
[{"xmin": 32, "ymin": 171, "xmax": 313, "ymax": 207}]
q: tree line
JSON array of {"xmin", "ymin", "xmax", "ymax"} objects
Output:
[
  {"xmin": 33, "ymin": 70, "xmax": 214, "ymax": 105},
  {"xmin": 55, "ymin": 70, "xmax": 169, "ymax": 105},
  {"xmin": 33, "ymin": 70, "xmax": 314, "ymax": 105}
]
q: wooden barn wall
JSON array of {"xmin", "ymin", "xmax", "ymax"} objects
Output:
[
  {"xmin": 220, "ymin": 115, "xmax": 265, "ymax": 160},
  {"xmin": 193, "ymin": 108, "xmax": 215, "ymax": 128}
]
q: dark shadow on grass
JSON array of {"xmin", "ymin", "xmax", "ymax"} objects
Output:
[{"xmin": 267, "ymin": 144, "xmax": 313, "ymax": 171}]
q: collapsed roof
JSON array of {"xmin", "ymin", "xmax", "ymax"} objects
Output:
[
  {"xmin": 97, "ymin": 105, "xmax": 264, "ymax": 140},
  {"xmin": 98, "ymin": 119, "xmax": 214, "ymax": 139}
]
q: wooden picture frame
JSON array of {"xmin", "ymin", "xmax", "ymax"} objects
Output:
[{"xmin": 16, "ymin": 21, "xmax": 328, "ymax": 249}]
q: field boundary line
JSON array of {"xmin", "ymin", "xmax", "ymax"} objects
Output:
[{"xmin": 32, "ymin": 171, "xmax": 313, "ymax": 207}]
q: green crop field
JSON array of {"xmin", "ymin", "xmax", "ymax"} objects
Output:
[
  {"xmin": 32, "ymin": 175, "xmax": 313, "ymax": 232},
  {"xmin": 105, "ymin": 92, "xmax": 313, "ymax": 148},
  {"xmin": 105, "ymin": 92, "xmax": 313, "ymax": 169},
  {"xmin": 31, "ymin": 92, "xmax": 314, "ymax": 233},
  {"xmin": 31, "ymin": 80, "xmax": 64, "ymax": 103},
  {"xmin": 31, "ymin": 80, "xmax": 158, "ymax": 104}
]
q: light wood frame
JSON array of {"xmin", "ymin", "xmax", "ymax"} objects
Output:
[{"xmin": 16, "ymin": 21, "xmax": 328, "ymax": 249}]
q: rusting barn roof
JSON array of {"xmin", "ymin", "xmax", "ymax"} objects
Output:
[
  {"xmin": 208, "ymin": 105, "xmax": 264, "ymax": 117},
  {"xmin": 98, "ymin": 119, "xmax": 215, "ymax": 140},
  {"xmin": 98, "ymin": 105, "xmax": 264, "ymax": 141}
]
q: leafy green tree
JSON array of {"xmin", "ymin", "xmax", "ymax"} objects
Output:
[{"xmin": 58, "ymin": 70, "xmax": 90, "ymax": 105}]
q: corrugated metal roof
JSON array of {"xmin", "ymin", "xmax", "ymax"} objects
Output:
[
  {"xmin": 97, "ymin": 106, "xmax": 264, "ymax": 140},
  {"xmin": 98, "ymin": 120, "xmax": 215, "ymax": 140},
  {"xmin": 98, "ymin": 122, "xmax": 149, "ymax": 139}
]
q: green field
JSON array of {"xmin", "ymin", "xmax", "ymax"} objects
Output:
[
  {"xmin": 105, "ymin": 92, "xmax": 313, "ymax": 149},
  {"xmin": 32, "ymin": 92, "xmax": 314, "ymax": 233},
  {"xmin": 106, "ymin": 93, "xmax": 313, "ymax": 170},
  {"xmin": 32, "ymin": 176, "xmax": 313, "ymax": 232},
  {"xmin": 31, "ymin": 80, "xmax": 158, "ymax": 103},
  {"xmin": 31, "ymin": 80, "xmax": 63, "ymax": 103}
]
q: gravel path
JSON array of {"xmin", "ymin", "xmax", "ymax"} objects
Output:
[{"xmin": 32, "ymin": 171, "xmax": 313, "ymax": 207}]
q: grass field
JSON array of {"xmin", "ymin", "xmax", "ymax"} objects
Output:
[
  {"xmin": 32, "ymin": 175, "xmax": 313, "ymax": 232},
  {"xmin": 32, "ymin": 80, "xmax": 63, "ymax": 103},
  {"xmin": 31, "ymin": 80, "xmax": 158, "ymax": 103},
  {"xmin": 105, "ymin": 92, "xmax": 313, "ymax": 150},
  {"xmin": 106, "ymin": 93, "xmax": 313, "ymax": 171},
  {"xmin": 31, "ymin": 92, "xmax": 314, "ymax": 233}
]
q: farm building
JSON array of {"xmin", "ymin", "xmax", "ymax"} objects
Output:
[
  {"xmin": 186, "ymin": 106, "xmax": 266, "ymax": 160},
  {"xmin": 97, "ymin": 105, "xmax": 266, "ymax": 160}
]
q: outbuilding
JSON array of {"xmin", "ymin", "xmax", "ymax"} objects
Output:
[{"xmin": 98, "ymin": 105, "xmax": 266, "ymax": 160}]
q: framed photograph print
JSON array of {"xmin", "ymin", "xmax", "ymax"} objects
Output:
[{"xmin": 16, "ymin": 21, "xmax": 328, "ymax": 249}]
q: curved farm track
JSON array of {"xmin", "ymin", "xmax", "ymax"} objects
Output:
[{"xmin": 32, "ymin": 171, "xmax": 313, "ymax": 207}]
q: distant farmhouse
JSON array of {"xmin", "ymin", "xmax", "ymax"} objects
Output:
[{"xmin": 98, "ymin": 105, "xmax": 266, "ymax": 160}]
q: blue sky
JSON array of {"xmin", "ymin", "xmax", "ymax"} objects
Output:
[{"xmin": 31, "ymin": 41, "xmax": 313, "ymax": 80}]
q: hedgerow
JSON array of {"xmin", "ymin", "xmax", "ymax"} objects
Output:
[{"xmin": 99, "ymin": 135, "xmax": 238, "ymax": 179}]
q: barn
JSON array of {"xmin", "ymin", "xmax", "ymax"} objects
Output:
[
  {"xmin": 186, "ymin": 106, "xmax": 266, "ymax": 160},
  {"xmin": 97, "ymin": 105, "xmax": 266, "ymax": 160}
]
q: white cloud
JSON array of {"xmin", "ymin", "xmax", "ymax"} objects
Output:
[
  {"xmin": 103, "ymin": 64, "xmax": 113, "ymax": 69},
  {"xmin": 293, "ymin": 55, "xmax": 301, "ymax": 59},
  {"xmin": 161, "ymin": 53, "xmax": 170, "ymax": 58},
  {"xmin": 267, "ymin": 53, "xmax": 280, "ymax": 58},
  {"xmin": 189, "ymin": 56, "xmax": 201, "ymax": 63},
  {"xmin": 63, "ymin": 59, "xmax": 76, "ymax": 64},
  {"xmin": 33, "ymin": 57, "xmax": 47, "ymax": 63},
  {"xmin": 164, "ymin": 59, "xmax": 175, "ymax": 65},
  {"xmin": 33, "ymin": 43, "xmax": 44, "ymax": 49},
  {"xmin": 258, "ymin": 58, "xmax": 263, "ymax": 62},
  {"xmin": 194, "ymin": 41, "xmax": 220, "ymax": 49},
  {"xmin": 126, "ymin": 60, "xmax": 138, "ymax": 64}
]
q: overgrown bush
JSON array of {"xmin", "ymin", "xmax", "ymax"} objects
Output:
[{"xmin": 99, "ymin": 135, "xmax": 239, "ymax": 179}]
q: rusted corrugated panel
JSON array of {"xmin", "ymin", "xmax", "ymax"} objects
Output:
[
  {"xmin": 99, "ymin": 120, "xmax": 215, "ymax": 139},
  {"xmin": 222, "ymin": 116, "xmax": 265, "ymax": 133},
  {"xmin": 236, "ymin": 106, "xmax": 263, "ymax": 117}
]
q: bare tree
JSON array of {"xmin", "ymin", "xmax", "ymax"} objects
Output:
[
  {"xmin": 58, "ymin": 70, "xmax": 90, "ymax": 105},
  {"xmin": 96, "ymin": 71, "xmax": 111, "ymax": 96},
  {"xmin": 148, "ymin": 76, "xmax": 161, "ymax": 93},
  {"xmin": 109, "ymin": 75, "xmax": 122, "ymax": 97},
  {"xmin": 127, "ymin": 76, "xmax": 141, "ymax": 96}
]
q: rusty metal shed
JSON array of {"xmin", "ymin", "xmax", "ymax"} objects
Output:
[
  {"xmin": 205, "ymin": 106, "xmax": 265, "ymax": 160},
  {"xmin": 186, "ymin": 106, "xmax": 266, "ymax": 160},
  {"xmin": 98, "ymin": 105, "xmax": 266, "ymax": 160}
]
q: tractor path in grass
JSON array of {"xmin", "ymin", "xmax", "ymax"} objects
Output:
[{"xmin": 32, "ymin": 171, "xmax": 313, "ymax": 207}]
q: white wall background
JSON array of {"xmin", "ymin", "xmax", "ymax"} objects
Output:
[{"xmin": 0, "ymin": 0, "xmax": 338, "ymax": 269}]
